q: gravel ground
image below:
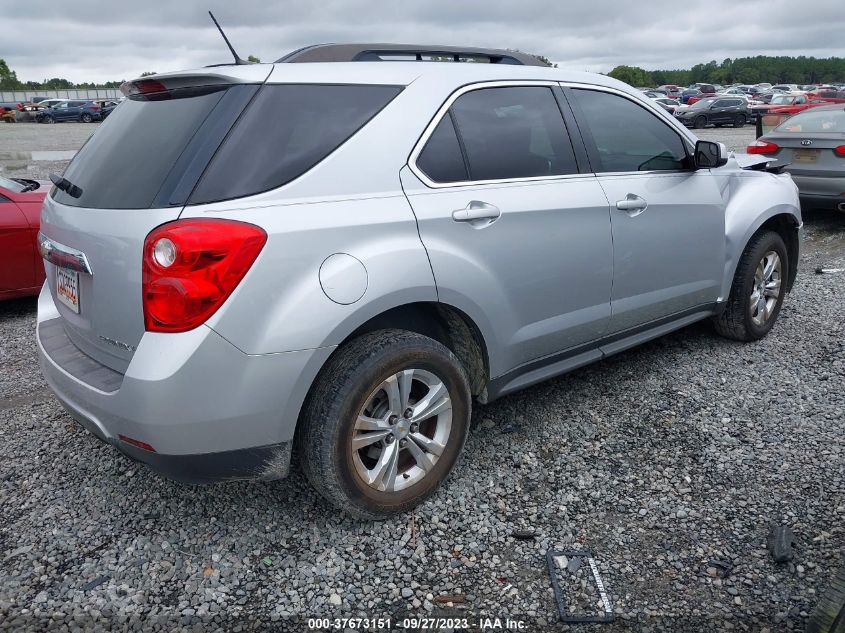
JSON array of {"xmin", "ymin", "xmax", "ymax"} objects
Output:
[
  {"xmin": 1, "ymin": 123, "xmax": 844, "ymax": 632},
  {"xmin": 0, "ymin": 122, "xmax": 98, "ymax": 181}
]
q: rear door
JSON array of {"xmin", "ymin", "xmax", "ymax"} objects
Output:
[
  {"xmin": 39, "ymin": 78, "xmax": 263, "ymax": 372},
  {"xmin": 402, "ymin": 83, "xmax": 613, "ymax": 376},
  {"xmin": 565, "ymin": 86, "xmax": 725, "ymax": 334},
  {"xmin": 711, "ymin": 99, "xmax": 731, "ymax": 125},
  {"xmin": 0, "ymin": 193, "xmax": 34, "ymax": 293}
]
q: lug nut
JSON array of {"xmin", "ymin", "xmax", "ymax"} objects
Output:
[
  {"xmin": 385, "ymin": 435, "xmax": 395, "ymax": 444},
  {"xmin": 409, "ymin": 423, "xmax": 419, "ymax": 434},
  {"xmin": 388, "ymin": 415, "xmax": 398, "ymax": 425},
  {"xmin": 399, "ymin": 439, "xmax": 407, "ymax": 448},
  {"xmin": 404, "ymin": 408, "xmax": 413, "ymax": 419}
]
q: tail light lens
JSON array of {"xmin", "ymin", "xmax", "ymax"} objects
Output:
[
  {"xmin": 142, "ymin": 219, "xmax": 267, "ymax": 333},
  {"xmin": 834, "ymin": 145, "xmax": 845, "ymax": 156},
  {"xmin": 747, "ymin": 140, "xmax": 780, "ymax": 154}
]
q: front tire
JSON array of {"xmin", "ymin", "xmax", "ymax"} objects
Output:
[
  {"xmin": 298, "ymin": 330, "xmax": 471, "ymax": 520},
  {"xmin": 694, "ymin": 115, "xmax": 707, "ymax": 129},
  {"xmin": 733, "ymin": 114, "xmax": 746, "ymax": 128},
  {"xmin": 713, "ymin": 229, "xmax": 788, "ymax": 341},
  {"xmin": 80, "ymin": 113, "xmax": 93, "ymax": 123}
]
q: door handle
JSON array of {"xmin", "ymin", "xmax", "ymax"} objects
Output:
[
  {"xmin": 616, "ymin": 194, "xmax": 648, "ymax": 216},
  {"xmin": 452, "ymin": 201, "xmax": 501, "ymax": 225}
]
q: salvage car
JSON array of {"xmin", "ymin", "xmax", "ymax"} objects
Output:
[
  {"xmin": 652, "ymin": 96, "xmax": 681, "ymax": 113},
  {"xmin": 38, "ymin": 100, "xmax": 102, "ymax": 123},
  {"xmin": 0, "ymin": 175, "xmax": 47, "ymax": 300},
  {"xmin": 748, "ymin": 104, "xmax": 845, "ymax": 211},
  {"xmin": 675, "ymin": 96, "xmax": 749, "ymax": 128},
  {"xmin": 36, "ymin": 44, "xmax": 802, "ymax": 518}
]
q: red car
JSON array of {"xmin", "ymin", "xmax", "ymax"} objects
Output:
[{"xmin": 1, "ymin": 175, "xmax": 46, "ymax": 300}]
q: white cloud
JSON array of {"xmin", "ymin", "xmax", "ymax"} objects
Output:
[{"xmin": 3, "ymin": 0, "xmax": 845, "ymax": 83}]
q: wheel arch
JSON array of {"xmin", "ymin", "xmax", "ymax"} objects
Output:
[
  {"xmin": 289, "ymin": 301, "xmax": 493, "ymax": 464},
  {"xmin": 722, "ymin": 205, "xmax": 801, "ymax": 300},
  {"xmin": 339, "ymin": 301, "xmax": 491, "ymax": 401}
]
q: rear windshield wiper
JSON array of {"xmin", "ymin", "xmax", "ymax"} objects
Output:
[{"xmin": 49, "ymin": 174, "xmax": 83, "ymax": 199}]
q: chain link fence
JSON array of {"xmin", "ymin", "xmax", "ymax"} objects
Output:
[{"xmin": 0, "ymin": 89, "xmax": 122, "ymax": 103}]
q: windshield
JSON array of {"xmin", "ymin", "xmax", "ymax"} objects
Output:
[
  {"xmin": 774, "ymin": 109, "xmax": 845, "ymax": 134},
  {"xmin": 0, "ymin": 175, "xmax": 26, "ymax": 193},
  {"xmin": 771, "ymin": 95, "xmax": 796, "ymax": 105}
]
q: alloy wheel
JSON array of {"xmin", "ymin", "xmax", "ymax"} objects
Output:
[
  {"xmin": 749, "ymin": 250, "xmax": 782, "ymax": 326},
  {"xmin": 351, "ymin": 368, "xmax": 452, "ymax": 493}
]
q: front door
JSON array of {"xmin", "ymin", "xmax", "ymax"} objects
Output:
[
  {"xmin": 566, "ymin": 87, "xmax": 725, "ymax": 334},
  {"xmin": 402, "ymin": 83, "xmax": 613, "ymax": 377}
]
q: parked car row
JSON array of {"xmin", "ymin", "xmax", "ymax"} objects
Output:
[
  {"xmin": 36, "ymin": 99, "xmax": 118, "ymax": 124},
  {"xmin": 0, "ymin": 97, "xmax": 121, "ymax": 123},
  {"xmin": 641, "ymin": 81, "xmax": 845, "ymax": 128}
]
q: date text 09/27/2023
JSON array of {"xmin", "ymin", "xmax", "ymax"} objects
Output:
[{"xmin": 307, "ymin": 616, "xmax": 528, "ymax": 630}]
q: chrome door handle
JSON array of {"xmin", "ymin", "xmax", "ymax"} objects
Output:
[
  {"xmin": 452, "ymin": 201, "xmax": 501, "ymax": 224},
  {"xmin": 616, "ymin": 194, "xmax": 648, "ymax": 216}
]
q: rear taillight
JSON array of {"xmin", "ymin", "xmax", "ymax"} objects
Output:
[
  {"xmin": 747, "ymin": 140, "xmax": 780, "ymax": 154},
  {"xmin": 834, "ymin": 145, "xmax": 845, "ymax": 156},
  {"xmin": 142, "ymin": 219, "xmax": 266, "ymax": 333}
]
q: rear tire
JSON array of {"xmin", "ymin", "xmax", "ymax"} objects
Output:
[
  {"xmin": 694, "ymin": 115, "xmax": 707, "ymax": 129},
  {"xmin": 80, "ymin": 113, "xmax": 93, "ymax": 123},
  {"xmin": 298, "ymin": 330, "xmax": 471, "ymax": 520},
  {"xmin": 712, "ymin": 229, "xmax": 788, "ymax": 342},
  {"xmin": 40, "ymin": 114, "xmax": 54, "ymax": 124},
  {"xmin": 807, "ymin": 566, "xmax": 845, "ymax": 633},
  {"xmin": 733, "ymin": 114, "xmax": 746, "ymax": 128}
]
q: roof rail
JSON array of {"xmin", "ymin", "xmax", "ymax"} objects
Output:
[{"xmin": 275, "ymin": 44, "xmax": 549, "ymax": 67}]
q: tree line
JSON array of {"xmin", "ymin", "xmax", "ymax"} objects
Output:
[
  {"xmin": 5, "ymin": 54, "xmax": 845, "ymax": 91},
  {"xmin": 0, "ymin": 59, "xmax": 123, "ymax": 90},
  {"xmin": 608, "ymin": 56, "xmax": 845, "ymax": 87}
]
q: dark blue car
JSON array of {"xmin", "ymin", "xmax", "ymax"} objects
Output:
[
  {"xmin": 38, "ymin": 100, "xmax": 102, "ymax": 123},
  {"xmin": 680, "ymin": 89, "xmax": 702, "ymax": 105}
]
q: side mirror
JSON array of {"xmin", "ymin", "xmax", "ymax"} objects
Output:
[{"xmin": 694, "ymin": 140, "xmax": 728, "ymax": 168}]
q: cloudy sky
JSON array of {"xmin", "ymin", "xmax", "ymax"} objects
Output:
[{"xmin": 4, "ymin": 0, "xmax": 845, "ymax": 83}]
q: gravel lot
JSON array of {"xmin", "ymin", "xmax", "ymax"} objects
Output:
[{"xmin": 1, "ymin": 122, "xmax": 844, "ymax": 631}]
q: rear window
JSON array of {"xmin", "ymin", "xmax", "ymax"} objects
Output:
[
  {"xmin": 188, "ymin": 84, "xmax": 402, "ymax": 204},
  {"xmin": 52, "ymin": 85, "xmax": 254, "ymax": 209},
  {"xmin": 774, "ymin": 109, "xmax": 845, "ymax": 134}
]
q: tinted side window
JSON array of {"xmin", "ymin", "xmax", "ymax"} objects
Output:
[
  {"xmin": 571, "ymin": 89, "xmax": 688, "ymax": 173},
  {"xmin": 449, "ymin": 86, "xmax": 577, "ymax": 181},
  {"xmin": 190, "ymin": 84, "xmax": 402, "ymax": 204},
  {"xmin": 416, "ymin": 113, "xmax": 468, "ymax": 183}
]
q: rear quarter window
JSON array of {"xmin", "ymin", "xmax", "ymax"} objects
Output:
[
  {"xmin": 188, "ymin": 84, "xmax": 403, "ymax": 204},
  {"xmin": 51, "ymin": 86, "xmax": 236, "ymax": 209}
]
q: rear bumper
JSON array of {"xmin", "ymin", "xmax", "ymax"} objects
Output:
[
  {"xmin": 791, "ymin": 174, "xmax": 845, "ymax": 204},
  {"xmin": 799, "ymin": 193, "xmax": 845, "ymax": 211},
  {"xmin": 36, "ymin": 284, "xmax": 333, "ymax": 482}
]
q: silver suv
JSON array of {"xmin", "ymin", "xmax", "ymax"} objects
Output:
[{"xmin": 37, "ymin": 45, "xmax": 802, "ymax": 519}]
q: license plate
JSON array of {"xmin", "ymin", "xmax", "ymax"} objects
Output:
[
  {"xmin": 793, "ymin": 149, "xmax": 819, "ymax": 163},
  {"xmin": 56, "ymin": 267, "xmax": 80, "ymax": 313}
]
